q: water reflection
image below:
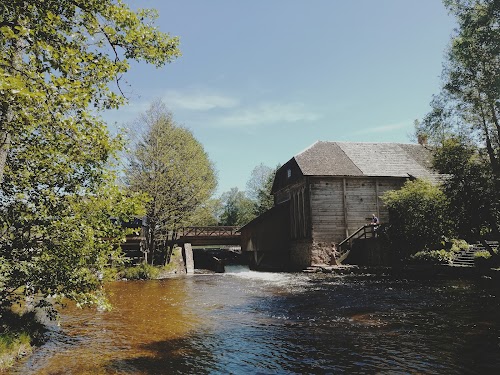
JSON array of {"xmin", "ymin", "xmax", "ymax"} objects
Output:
[{"xmin": 10, "ymin": 269, "xmax": 500, "ymax": 374}]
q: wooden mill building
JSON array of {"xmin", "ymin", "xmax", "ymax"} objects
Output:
[{"xmin": 240, "ymin": 141, "xmax": 440, "ymax": 270}]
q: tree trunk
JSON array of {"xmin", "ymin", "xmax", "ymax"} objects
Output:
[
  {"xmin": 480, "ymin": 239, "xmax": 500, "ymax": 260},
  {"xmin": 489, "ymin": 100, "xmax": 500, "ymax": 151},
  {"xmin": 0, "ymin": 130, "xmax": 11, "ymax": 184},
  {"xmin": 480, "ymin": 109, "xmax": 500, "ymax": 179},
  {"xmin": 0, "ymin": 34, "xmax": 23, "ymax": 184}
]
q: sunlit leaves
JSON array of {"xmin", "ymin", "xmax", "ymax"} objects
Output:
[
  {"xmin": 0, "ymin": 0, "xmax": 179, "ymax": 312},
  {"xmin": 382, "ymin": 179, "xmax": 453, "ymax": 257},
  {"xmin": 126, "ymin": 101, "xmax": 217, "ymax": 258}
]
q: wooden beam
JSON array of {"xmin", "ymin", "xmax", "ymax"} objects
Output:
[{"xmin": 343, "ymin": 178, "xmax": 349, "ymax": 237}]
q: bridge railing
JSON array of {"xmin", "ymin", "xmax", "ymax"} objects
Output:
[{"xmin": 181, "ymin": 226, "xmax": 240, "ymax": 237}]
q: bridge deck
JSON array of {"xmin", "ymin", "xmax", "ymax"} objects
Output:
[
  {"xmin": 121, "ymin": 226, "xmax": 242, "ymax": 259},
  {"xmin": 174, "ymin": 226, "xmax": 241, "ymax": 246},
  {"xmin": 179, "ymin": 235, "xmax": 240, "ymax": 246}
]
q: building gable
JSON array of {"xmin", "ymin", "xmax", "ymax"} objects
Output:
[{"xmin": 272, "ymin": 141, "xmax": 439, "ymax": 195}]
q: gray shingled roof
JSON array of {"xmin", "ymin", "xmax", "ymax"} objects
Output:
[{"xmin": 294, "ymin": 141, "xmax": 439, "ymax": 181}]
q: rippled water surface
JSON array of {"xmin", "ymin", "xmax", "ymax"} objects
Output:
[{"xmin": 10, "ymin": 267, "xmax": 500, "ymax": 374}]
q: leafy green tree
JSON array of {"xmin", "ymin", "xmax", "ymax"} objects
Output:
[
  {"xmin": 1, "ymin": 143, "xmax": 145, "ymax": 315},
  {"xmin": 0, "ymin": 1, "xmax": 180, "ymax": 314},
  {"xmin": 382, "ymin": 179, "xmax": 453, "ymax": 258},
  {"xmin": 433, "ymin": 138, "xmax": 496, "ymax": 239},
  {"xmin": 417, "ymin": 0, "xmax": 500, "ymax": 239},
  {"xmin": 254, "ymin": 165, "xmax": 279, "ymax": 215},
  {"xmin": 246, "ymin": 163, "xmax": 273, "ymax": 201},
  {"xmin": 419, "ymin": 0, "xmax": 499, "ymax": 173},
  {"xmin": 432, "ymin": 138, "xmax": 500, "ymax": 262},
  {"xmin": 245, "ymin": 163, "xmax": 279, "ymax": 215},
  {"xmin": 441, "ymin": 0, "xmax": 500, "ymax": 176},
  {"xmin": 187, "ymin": 198, "xmax": 223, "ymax": 226},
  {"xmin": 219, "ymin": 187, "xmax": 255, "ymax": 226},
  {"xmin": 125, "ymin": 101, "xmax": 217, "ymax": 264},
  {"xmin": 0, "ymin": 0, "xmax": 180, "ymax": 182}
]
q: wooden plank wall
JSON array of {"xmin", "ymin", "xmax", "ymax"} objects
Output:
[
  {"xmin": 310, "ymin": 178, "xmax": 344, "ymax": 242},
  {"xmin": 310, "ymin": 177, "xmax": 405, "ymax": 243},
  {"xmin": 345, "ymin": 178, "xmax": 378, "ymax": 232},
  {"xmin": 287, "ymin": 182, "xmax": 309, "ymax": 241}
]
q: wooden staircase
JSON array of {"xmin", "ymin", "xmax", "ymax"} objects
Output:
[
  {"xmin": 452, "ymin": 241, "xmax": 499, "ymax": 267},
  {"xmin": 452, "ymin": 246, "xmax": 477, "ymax": 267},
  {"xmin": 337, "ymin": 224, "xmax": 379, "ymax": 264}
]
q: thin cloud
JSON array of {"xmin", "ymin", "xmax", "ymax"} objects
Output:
[
  {"xmin": 163, "ymin": 89, "xmax": 239, "ymax": 111},
  {"xmin": 216, "ymin": 103, "xmax": 321, "ymax": 127}
]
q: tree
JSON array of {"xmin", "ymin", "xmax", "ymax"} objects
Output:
[
  {"xmin": 432, "ymin": 138, "xmax": 500, "ymax": 262},
  {"xmin": 418, "ymin": 0, "xmax": 500, "ymax": 238},
  {"xmin": 246, "ymin": 163, "xmax": 273, "ymax": 201},
  {"xmin": 245, "ymin": 163, "xmax": 279, "ymax": 215},
  {"xmin": 185, "ymin": 198, "xmax": 223, "ymax": 227},
  {"xmin": 126, "ymin": 101, "xmax": 217, "ymax": 264},
  {"xmin": 254, "ymin": 165, "xmax": 280, "ymax": 215},
  {"xmin": 0, "ymin": 2, "xmax": 180, "ymax": 314},
  {"xmin": 0, "ymin": 0, "xmax": 181, "ymax": 182},
  {"xmin": 219, "ymin": 187, "xmax": 255, "ymax": 226},
  {"xmin": 433, "ymin": 138, "xmax": 496, "ymax": 239},
  {"xmin": 421, "ymin": 0, "xmax": 499, "ymax": 172},
  {"xmin": 0, "ymin": 125, "xmax": 145, "ymax": 314},
  {"xmin": 382, "ymin": 179, "xmax": 453, "ymax": 258}
]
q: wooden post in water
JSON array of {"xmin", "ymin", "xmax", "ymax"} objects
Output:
[{"xmin": 184, "ymin": 243, "xmax": 194, "ymax": 274}]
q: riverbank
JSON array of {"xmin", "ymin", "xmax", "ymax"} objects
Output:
[
  {"xmin": 304, "ymin": 264, "xmax": 500, "ymax": 280},
  {"xmin": 0, "ymin": 332, "xmax": 32, "ymax": 371},
  {"xmin": 0, "ymin": 311, "xmax": 46, "ymax": 372}
]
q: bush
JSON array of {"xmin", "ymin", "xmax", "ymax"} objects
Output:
[
  {"xmin": 409, "ymin": 249, "xmax": 454, "ymax": 265},
  {"xmin": 450, "ymin": 239, "xmax": 469, "ymax": 252},
  {"xmin": 474, "ymin": 250, "xmax": 491, "ymax": 259},
  {"xmin": 382, "ymin": 179, "xmax": 453, "ymax": 258},
  {"xmin": 119, "ymin": 263, "xmax": 160, "ymax": 280},
  {"xmin": 0, "ymin": 311, "xmax": 46, "ymax": 370}
]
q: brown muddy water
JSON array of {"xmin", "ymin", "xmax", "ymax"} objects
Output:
[{"xmin": 9, "ymin": 266, "xmax": 500, "ymax": 374}]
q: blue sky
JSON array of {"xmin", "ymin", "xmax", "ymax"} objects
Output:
[{"xmin": 104, "ymin": 0, "xmax": 456, "ymax": 195}]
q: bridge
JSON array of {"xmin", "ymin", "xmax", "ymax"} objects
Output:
[
  {"xmin": 176, "ymin": 226, "xmax": 241, "ymax": 246},
  {"xmin": 121, "ymin": 226, "xmax": 241, "ymax": 265}
]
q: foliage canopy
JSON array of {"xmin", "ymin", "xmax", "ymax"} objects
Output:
[
  {"xmin": 218, "ymin": 187, "xmax": 255, "ymax": 227},
  {"xmin": 126, "ymin": 101, "xmax": 217, "ymax": 263},
  {"xmin": 0, "ymin": 1, "xmax": 180, "ymax": 313},
  {"xmin": 417, "ymin": 0, "xmax": 499, "ymax": 175},
  {"xmin": 0, "ymin": 0, "xmax": 180, "ymax": 181},
  {"xmin": 415, "ymin": 0, "xmax": 500, "ymax": 243},
  {"xmin": 382, "ymin": 179, "xmax": 453, "ymax": 258}
]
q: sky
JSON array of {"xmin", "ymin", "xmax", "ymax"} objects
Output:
[{"xmin": 103, "ymin": 0, "xmax": 457, "ymax": 195}]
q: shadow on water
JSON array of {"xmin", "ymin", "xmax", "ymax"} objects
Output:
[
  {"xmin": 9, "ymin": 270, "xmax": 500, "ymax": 375},
  {"xmin": 105, "ymin": 336, "xmax": 214, "ymax": 375}
]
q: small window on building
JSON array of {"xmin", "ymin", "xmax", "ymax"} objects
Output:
[{"xmin": 287, "ymin": 168, "xmax": 292, "ymax": 178}]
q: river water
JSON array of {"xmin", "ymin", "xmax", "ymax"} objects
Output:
[{"xmin": 9, "ymin": 267, "xmax": 500, "ymax": 374}]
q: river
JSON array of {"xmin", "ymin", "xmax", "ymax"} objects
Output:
[{"xmin": 9, "ymin": 267, "xmax": 500, "ymax": 374}]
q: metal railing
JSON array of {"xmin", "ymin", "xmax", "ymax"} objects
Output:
[{"xmin": 181, "ymin": 226, "xmax": 240, "ymax": 237}]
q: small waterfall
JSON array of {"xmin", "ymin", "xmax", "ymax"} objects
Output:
[{"xmin": 223, "ymin": 265, "xmax": 297, "ymax": 283}]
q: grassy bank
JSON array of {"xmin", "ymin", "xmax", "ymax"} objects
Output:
[
  {"xmin": 118, "ymin": 247, "xmax": 185, "ymax": 280},
  {"xmin": 0, "ymin": 310, "xmax": 46, "ymax": 371}
]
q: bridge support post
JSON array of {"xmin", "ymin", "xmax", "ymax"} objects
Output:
[{"xmin": 183, "ymin": 243, "xmax": 194, "ymax": 274}]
